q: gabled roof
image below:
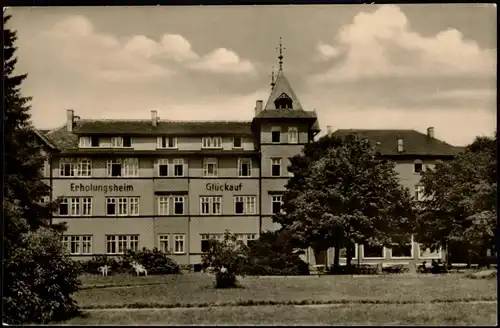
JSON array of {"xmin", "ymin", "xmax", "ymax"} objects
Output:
[
  {"xmin": 33, "ymin": 128, "xmax": 58, "ymax": 150},
  {"xmin": 264, "ymin": 70, "xmax": 303, "ymax": 110},
  {"xmin": 73, "ymin": 120, "xmax": 253, "ymax": 136},
  {"xmin": 332, "ymin": 129, "xmax": 462, "ymax": 156}
]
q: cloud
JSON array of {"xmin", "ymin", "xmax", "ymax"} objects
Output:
[
  {"xmin": 190, "ymin": 48, "xmax": 255, "ymax": 74},
  {"xmin": 314, "ymin": 42, "xmax": 341, "ymax": 61},
  {"xmin": 29, "ymin": 15, "xmax": 253, "ymax": 82},
  {"xmin": 310, "ymin": 5, "xmax": 496, "ymax": 83}
]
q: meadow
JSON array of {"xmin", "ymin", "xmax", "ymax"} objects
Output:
[{"xmin": 60, "ymin": 272, "xmax": 497, "ymax": 325}]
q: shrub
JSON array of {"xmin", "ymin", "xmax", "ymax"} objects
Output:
[
  {"xmin": 122, "ymin": 248, "xmax": 180, "ymax": 275},
  {"xmin": 381, "ymin": 264, "xmax": 409, "ymax": 274},
  {"xmin": 328, "ymin": 264, "xmax": 380, "ymax": 275},
  {"xmin": 80, "ymin": 255, "xmax": 129, "ymax": 275},
  {"xmin": 244, "ymin": 231, "xmax": 310, "ymax": 276},
  {"xmin": 202, "ymin": 230, "xmax": 249, "ymax": 288},
  {"xmin": 3, "ymin": 228, "xmax": 82, "ymax": 324}
]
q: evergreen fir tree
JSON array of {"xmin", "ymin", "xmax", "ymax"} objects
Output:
[
  {"xmin": 3, "ymin": 13, "xmax": 80, "ymax": 324},
  {"xmin": 3, "ymin": 13, "xmax": 59, "ymax": 256}
]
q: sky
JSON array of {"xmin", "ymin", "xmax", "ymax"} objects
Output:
[{"xmin": 6, "ymin": 4, "xmax": 497, "ymax": 146}]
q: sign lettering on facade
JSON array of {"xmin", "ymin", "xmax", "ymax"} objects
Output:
[
  {"xmin": 205, "ymin": 182, "xmax": 243, "ymax": 192},
  {"xmin": 70, "ymin": 183, "xmax": 134, "ymax": 193}
]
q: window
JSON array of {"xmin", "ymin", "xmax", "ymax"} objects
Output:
[
  {"xmin": 78, "ymin": 136, "xmax": 100, "ymax": 148},
  {"xmin": 338, "ymin": 245, "xmax": 359, "ymax": 259},
  {"xmin": 415, "ymin": 185, "xmax": 425, "ymax": 201},
  {"xmin": 390, "ymin": 235, "xmax": 413, "ymax": 258},
  {"xmin": 106, "ymin": 158, "xmax": 139, "ymax": 177},
  {"xmin": 414, "ymin": 160, "xmax": 423, "ymax": 173},
  {"xmin": 173, "ymin": 159, "xmax": 184, "ymax": 177},
  {"xmin": 41, "ymin": 159, "xmax": 48, "ymax": 177},
  {"xmin": 235, "ymin": 233, "xmax": 257, "ymax": 246},
  {"xmin": 157, "ymin": 196, "xmax": 169, "ymax": 215},
  {"xmin": 418, "ymin": 245, "xmax": 442, "ymax": 259},
  {"xmin": 111, "ymin": 136, "xmax": 132, "ymax": 148},
  {"xmin": 271, "ymin": 127, "xmax": 281, "ymax": 143},
  {"xmin": 59, "ymin": 197, "xmax": 92, "ymax": 216},
  {"xmin": 271, "ymin": 158, "xmax": 281, "ymax": 177},
  {"xmin": 234, "ymin": 196, "xmax": 256, "ymax": 215},
  {"xmin": 60, "ymin": 158, "xmax": 92, "ymax": 177},
  {"xmin": 39, "ymin": 196, "xmax": 50, "ymax": 204},
  {"xmin": 397, "ymin": 138, "xmax": 404, "ymax": 152},
  {"xmin": 200, "ymin": 196, "xmax": 222, "ymax": 215},
  {"xmin": 272, "ymin": 195, "xmax": 283, "ymax": 214},
  {"xmin": 157, "ymin": 136, "xmax": 177, "ymax": 149},
  {"xmin": 91, "ymin": 136, "xmax": 99, "ymax": 147},
  {"xmin": 173, "ymin": 196, "xmax": 185, "ymax": 215},
  {"xmin": 233, "ymin": 137, "xmax": 242, "ymax": 148},
  {"xmin": 82, "ymin": 198, "xmax": 92, "ymax": 216},
  {"xmin": 288, "ymin": 159, "xmax": 294, "ymax": 177},
  {"xmin": 203, "ymin": 158, "xmax": 218, "ymax": 177},
  {"xmin": 62, "ymin": 235, "xmax": 92, "ymax": 255},
  {"xmin": 202, "ymin": 136, "xmax": 222, "ymax": 149},
  {"xmin": 159, "ymin": 235, "xmax": 169, "ymax": 253},
  {"xmin": 79, "ymin": 136, "xmax": 91, "ymax": 148},
  {"xmin": 174, "ymin": 234, "xmax": 185, "ymax": 254},
  {"xmin": 362, "ymin": 245, "xmax": 385, "ymax": 259},
  {"xmin": 288, "ymin": 127, "xmax": 298, "ymax": 144},
  {"xmin": 201, "ymin": 234, "xmax": 222, "ymax": 252},
  {"xmin": 106, "ymin": 197, "xmax": 140, "ymax": 216},
  {"xmin": 157, "ymin": 159, "xmax": 169, "ymax": 177},
  {"xmin": 106, "ymin": 235, "xmax": 139, "ymax": 254},
  {"xmin": 106, "ymin": 198, "xmax": 116, "ymax": 216},
  {"xmin": 238, "ymin": 158, "xmax": 252, "ymax": 177}
]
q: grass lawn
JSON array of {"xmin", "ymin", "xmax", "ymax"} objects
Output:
[
  {"xmin": 76, "ymin": 273, "xmax": 497, "ymax": 309},
  {"xmin": 63, "ymin": 273, "xmax": 496, "ymax": 325},
  {"xmin": 65, "ymin": 303, "xmax": 498, "ymax": 325}
]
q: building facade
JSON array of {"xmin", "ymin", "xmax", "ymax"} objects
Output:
[{"xmin": 37, "ymin": 66, "xmax": 461, "ymax": 269}]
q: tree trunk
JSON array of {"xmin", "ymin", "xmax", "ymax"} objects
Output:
[
  {"xmin": 346, "ymin": 244, "xmax": 353, "ymax": 268},
  {"xmin": 333, "ymin": 245, "xmax": 340, "ymax": 268}
]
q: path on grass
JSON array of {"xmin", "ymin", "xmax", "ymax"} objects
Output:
[{"xmin": 82, "ymin": 300, "xmax": 497, "ymax": 312}]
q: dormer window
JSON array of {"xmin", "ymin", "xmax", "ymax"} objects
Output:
[
  {"xmin": 157, "ymin": 136, "xmax": 177, "ymax": 149},
  {"xmin": 202, "ymin": 137, "xmax": 222, "ymax": 149},
  {"xmin": 111, "ymin": 136, "xmax": 131, "ymax": 148},
  {"xmin": 274, "ymin": 93, "xmax": 293, "ymax": 110},
  {"xmin": 79, "ymin": 136, "xmax": 100, "ymax": 148},
  {"xmin": 397, "ymin": 138, "xmax": 404, "ymax": 152}
]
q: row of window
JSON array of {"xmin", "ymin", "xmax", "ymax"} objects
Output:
[
  {"xmin": 62, "ymin": 233, "xmax": 257, "ymax": 255},
  {"xmin": 57, "ymin": 157, "xmax": 281, "ymax": 178},
  {"xmin": 57, "ymin": 195, "xmax": 284, "ymax": 216},
  {"xmin": 62, "ymin": 234, "xmax": 441, "ymax": 259},
  {"xmin": 78, "ymin": 129, "xmax": 300, "ymax": 150}
]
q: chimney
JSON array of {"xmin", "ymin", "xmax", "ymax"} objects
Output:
[
  {"xmin": 326, "ymin": 126, "xmax": 332, "ymax": 135},
  {"xmin": 427, "ymin": 127, "xmax": 435, "ymax": 138},
  {"xmin": 254, "ymin": 100, "xmax": 263, "ymax": 116},
  {"xmin": 151, "ymin": 110, "xmax": 158, "ymax": 127},
  {"xmin": 66, "ymin": 109, "xmax": 74, "ymax": 132}
]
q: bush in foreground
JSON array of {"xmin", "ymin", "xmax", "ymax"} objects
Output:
[
  {"xmin": 3, "ymin": 228, "xmax": 82, "ymax": 324},
  {"xmin": 122, "ymin": 248, "xmax": 180, "ymax": 275},
  {"xmin": 202, "ymin": 230, "xmax": 249, "ymax": 288},
  {"xmin": 244, "ymin": 231, "xmax": 310, "ymax": 276}
]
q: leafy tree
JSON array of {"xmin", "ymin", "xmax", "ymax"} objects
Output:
[
  {"xmin": 244, "ymin": 230, "xmax": 310, "ymax": 276},
  {"xmin": 201, "ymin": 230, "xmax": 249, "ymax": 288},
  {"xmin": 3, "ymin": 228, "xmax": 82, "ymax": 324},
  {"xmin": 275, "ymin": 134, "xmax": 415, "ymax": 267},
  {"xmin": 416, "ymin": 134, "xmax": 497, "ymax": 264},
  {"xmin": 3, "ymin": 13, "xmax": 79, "ymax": 323}
]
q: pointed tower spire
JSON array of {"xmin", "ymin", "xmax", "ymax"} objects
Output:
[
  {"xmin": 270, "ymin": 66, "xmax": 276, "ymax": 89},
  {"xmin": 277, "ymin": 37, "xmax": 286, "ymax": 71}
]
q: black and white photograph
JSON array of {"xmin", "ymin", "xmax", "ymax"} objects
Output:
[{"xmin": 2, "ymin": 3, "xmax": 497, "ymax": 325}]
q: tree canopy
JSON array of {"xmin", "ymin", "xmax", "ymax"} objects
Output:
[
  {"xmin": 275, "ymin": 134, "xmax": 415, "ymax": 266},
  {"xmin": 416, "ymin": 133, "xmax": 497, "ymax": 257}
]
